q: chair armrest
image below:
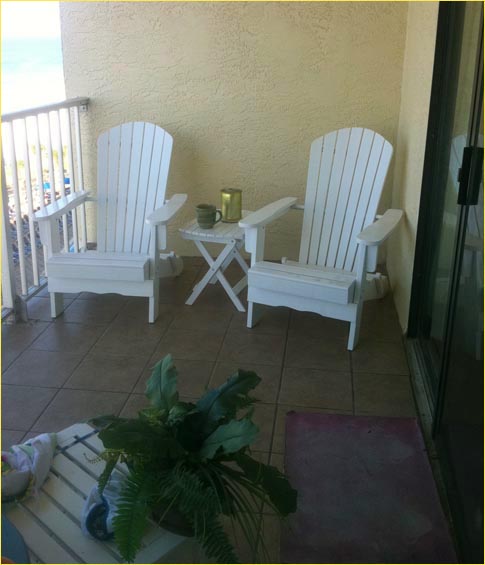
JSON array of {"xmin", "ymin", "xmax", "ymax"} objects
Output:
[
  {"xmin": 34, "ymin": 191, "xmax": 90, "ymax": 222},
  {"xmin": 239, "ymin": 197, "xmax": 298, "ymax": 229},
  {"xmin": 356, "ymin": 209, "xmax": 403, "ymax": 246},
  {"xmin": 146, "ymin": 194, "xmax": 187, "ymax": 225}
]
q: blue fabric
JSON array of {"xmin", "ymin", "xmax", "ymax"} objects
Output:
[{"xmin": 1, "ymin": 515, "xmax": 30, "ymax": 563}]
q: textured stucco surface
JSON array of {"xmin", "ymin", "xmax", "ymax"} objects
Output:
[
  {"xmin": 60, "ymin": 2, "xmax": 408, "ymax": 259},
  {"xmin": 387, "ymin": 2, "xmax": 439, "ymax": 332}
]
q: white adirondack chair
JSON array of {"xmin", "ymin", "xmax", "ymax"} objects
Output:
[
  {"xmin": 35, "ymin": 122, "xmax": 187, "ymax": 323},
  {"xmin": 239, "ymin": 127, "xmax": 403, "ymax": 350}
]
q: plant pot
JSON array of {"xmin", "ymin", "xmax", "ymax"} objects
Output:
[{"xmin": 151, "ymin": 504, "xmax": 194, "ymax": 538}]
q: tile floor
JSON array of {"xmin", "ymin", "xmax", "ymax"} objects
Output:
[{"xmin": 1, "ymin": 256, "xmax": 416, "ymax": 562}]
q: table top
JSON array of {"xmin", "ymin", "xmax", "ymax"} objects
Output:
[{"xmin": 179, "ymin": 210, "xmax": 252, "ymax": 243}]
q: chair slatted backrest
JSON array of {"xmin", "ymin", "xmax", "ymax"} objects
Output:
[
  {"xmin": 299, "ymin": 127, "xmax": 393, "ymax": 272},
  {"xmin": 96, "ymin": 122, "xmax": 173, "ymax": 254}
]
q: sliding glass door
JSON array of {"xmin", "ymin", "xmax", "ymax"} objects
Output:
[{"xmin": 409, "ymin": 2, "xmax": 483, "ymax": 562}]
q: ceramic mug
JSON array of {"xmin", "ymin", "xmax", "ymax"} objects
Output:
[{"xmin": 196, "ymin": 204, "xmax": 222, "ymax": 229}]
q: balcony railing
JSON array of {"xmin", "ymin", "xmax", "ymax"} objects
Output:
[{"xmin": 1, "ymin": 97, "xmax": 89, "ymax": 317}]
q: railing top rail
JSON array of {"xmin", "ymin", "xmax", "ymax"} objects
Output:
[{"xmin": 1, "ymin": 97, "xmax": 89, "ymax": 123}]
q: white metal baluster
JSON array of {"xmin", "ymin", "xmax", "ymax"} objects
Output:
[
  {"xmin": 21, "ymin": 119, "xmax": 40, "ymax": 286},
  {"xmin": 54, "ymin": 110, "xmax": 69, "ymax": 252},
  {"xmin": 64, "ymin": 108, "xmax": 79, "ymax": 252},
  {"xmin": 33, "ymin": 115, "xmax": 48, "ymax": 275},
  {"xmin": 5, "ymin": 121, "xmax": 27, "ymax": 295},
  {"xmin": 74, "ymin": 106, "xmax": 87, "ymax": 251},
  {"xmin": 44, "ymin": 112, "xmax": 61, "ymax": 256},
  {"xmin": 44, "ymin": 113, "xmax": 56, "ymax": 200},
  {"xmin": 1, "ymin": 156, "xmax": 17, "ymax": 309}
]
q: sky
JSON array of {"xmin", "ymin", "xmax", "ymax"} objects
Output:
[
  {"xmin": 1, "ymin": 1, "xmax": 65, "ymax": 114},
  {"xmin": 2, "ymin": 1, "xmax": 62, "ymax": 39}
]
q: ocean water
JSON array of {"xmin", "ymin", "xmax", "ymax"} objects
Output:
[{"xmin": 2, "ymin": 37, "xmax": 65, "ymax": 113}]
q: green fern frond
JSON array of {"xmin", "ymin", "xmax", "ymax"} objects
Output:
[
  {"xmin": 97, "ymin": 455, "xmax": 118, "ymax": 494},
  {"xmin": 197, "ymin": 514, "xmax": 239, "ymax": 563},
  {"xmin": 159, "ymin": 465, "xmax": 238, "ymax": 563},
  {"xmin": 159, "ymin": 464, "xmax": 220, "ymax": 515},
  {"xmin": 113, "ymin": 468, "xmax": 159, "ymax": 563}
]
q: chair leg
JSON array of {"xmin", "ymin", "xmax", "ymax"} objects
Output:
[
  {"xmin": 347, "ymin": 301, "xmax": 364, "ymax": 350},
  {"xmin": 247, "ymin": 302, "xmax": 264, "ymax": 328},
  {"xmin": 50, "ymin": 293, "xmax": 64, "ymax": 318},
  {"xmin": 149, "ymin": 277, "xmax": 160, "ymax": 323}
]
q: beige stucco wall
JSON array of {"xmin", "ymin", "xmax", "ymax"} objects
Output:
[
  {"xmin": 387, "ymin": 2, "xmax": 439, "ymax": 332},
  {"xmin": 60, "ymin": 1, "xmax": 408, "ymax": 258}
]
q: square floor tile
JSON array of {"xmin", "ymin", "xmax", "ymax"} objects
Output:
[
  {"xmin": 37, "ymin": 287, "xmax": 78, "ymax": 299},
  {"xmin": 112, "ymin": 299, "xmax": 176, "ymax": 325},
  {"xmin": 186, "ymin": 283, "xmax": 242, "ymax": 311},
  {"xmin": 353, "ymin": 372, "xmax": 416, "ymax": 417},
  {"xmin": 279, "ymin": 367, "xmax": 352, "ymax": 411},
  {"xmin": 93, "ymin": 319, "xmax": 169, "ymax": 357},
  {"xmin": 61, "ymin": 295, "xmax": 128, "ymax": 325},
  {"xmin": 209, "ymin": 362, "xmax": 282, "ymax": 403},
  {"xmin": 135, "ymin": 357, "xmax": 214, "ymax": 397},
  {"xmin": 2, "ymin": 346, "xmax": 24, "ymax": 373},
  {"xmin": 252, "ymin": 403, "xmax": 277, "ymax": 452},
  {"xmin": 260, "ymin": 514, "xmax": 281, "ymax": 563},
  {"xmin": 3, "ymin": 349, "xmax": 83, "ymax": 388},
  {"xmin": 27, "ymin": 296, "xmax": 73, "ymax": 322},
  {"xmin": 272, "ymin": 404, "xmax": 352, "ymax": 454},
  {"xmin": 219, "ymin": 332, "xmax": 286, "ymax": 366},
  {"xmin": 2, "ymin": 321, "xmax": 50, "ymax": 351},
  {"xmin": 269, "ymin": 452, "xmax": 285, "ymax": 474},
  {"xmin": 2, "ymin": 385, "xmax": 57, "ymax": 431},
  {"xmin": 351, "ymin": 340, "xmax": 409, "ymax": 374},
  {"xmin": 170, "ymin": 305, "xmax": 233, "ymax": 333},
  {"xmin": 76, "ymin": 292, "xmax": 126, "ymax": 301},
  {"xmin": 31, "ymin": 389, "xmax": 128, "ymax": 432},
  {"xmin": 158, "ymin": 281, "xmax": 197, "ymax": 305},
  {"xmin": 153, "ymin": 328, "xmax": 225, "ymax": 362},
  {"xmin": 119, "ymin": 393, "xmax": 150, "ymax": 418},
  {"xmin": 223, "ymin": 514, "xmax": 263, "ymax": 564},
  {"xmin": 229, "ymin": 307, "xmax": 290, "ymax": 335},
  {"xmin": 288, "ymin": 311, "xmax": 349, "ymax": 340},
  {"xmin": 285, "ymin": 335, "xmax": 351, "ymax": 372},
  {"xmin": 29, "ymin": 322, "xmax": 107, "ymax": 355},
  {"xmin": 64, "ymin": 352, "xmax": 148, "ymax": 392},
  {"xmin": 360, "ymin": 299, "xmax": 403, "ymax": 342},
  {"xmin": 2, "ymin": 429, "xmax": 26, "ymax": 450}
]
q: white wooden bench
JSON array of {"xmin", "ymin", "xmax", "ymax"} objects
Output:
[{"xmin": 3, "ymin": 424, "xmax": 199, "ymax": 564}]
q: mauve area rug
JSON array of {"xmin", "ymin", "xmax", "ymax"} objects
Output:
[{"xmin": 282, "ymin": 413, "xmax": 457, "ymax": 563}]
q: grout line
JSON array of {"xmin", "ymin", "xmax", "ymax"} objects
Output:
[
  {"xmin": 206, "ymin": 303, "xmax": 237, "ymax": 390},
  {"xmin": 349, "ymin": 348, "xmax": 356, "ymax": 416},
  {"xmin": 267, "ymin": 310, "xmax": 290, "ymax": 461},
  {"xmin": 116, "ymin": 310, "xmax": 175, "ymax": 417},
  {"xmin": 26, "ymin": 298, "xmax": 132, "ymax": 434}
]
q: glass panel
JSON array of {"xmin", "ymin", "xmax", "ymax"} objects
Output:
[
  {"xmin": 437, "ymin": 88, "xmax": 483, "ymax": 565},
  {"xmin": 418, "ymin": 2, "xmax": 482, "ymax": 396}
]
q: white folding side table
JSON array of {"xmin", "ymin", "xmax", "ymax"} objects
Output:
[{"xmin": 179, "ymin": 212, "xmax": 251, "ymax": 312}]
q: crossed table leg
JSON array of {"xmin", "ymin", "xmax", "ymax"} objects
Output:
[{"xmin": 186, "ymin": 239, "xmax": 249, "ymax": 311}]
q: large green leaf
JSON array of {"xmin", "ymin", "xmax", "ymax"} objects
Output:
[
  {"xmin": 167, "ymin": 401, "xmax": 196, "ymax": 425},
  {"xmin": 234, "ymin": 452, "xmax": 297, "ymax": 515},
  {"xmin": 145, "ymin": 355, "xmax": 179, "ymax": 411},
  {"xmin": 195, "ymin": 370, "xmax": 260, "ymax": 435},
  {"xmin": 199, "ymin": 419, "xmax": 258, "ymax": 459},
  {"xmin": 98, "ymin": 419, "xmax": 184, "ymax": 458}
]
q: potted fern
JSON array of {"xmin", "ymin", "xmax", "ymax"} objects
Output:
[{"xmin": 90, "ymin": 355, "xmax": 297, "ymax": 563}]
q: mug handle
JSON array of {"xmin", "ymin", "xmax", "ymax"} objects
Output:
[{"xmin": 215, "ymin": 209, "xmax": 222, "ymax": 224}]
